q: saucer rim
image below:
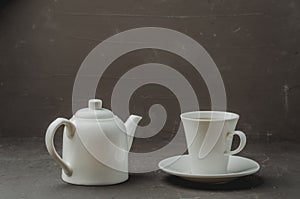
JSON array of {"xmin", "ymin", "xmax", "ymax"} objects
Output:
[{"xmin": 158, "ymin": 155, "xmax": 260, "ymax": 179}]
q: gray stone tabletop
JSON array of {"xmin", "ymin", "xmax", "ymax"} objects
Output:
[{"xmin": 0, "ymin": 138, "xmax": 299, "ymax": 199}]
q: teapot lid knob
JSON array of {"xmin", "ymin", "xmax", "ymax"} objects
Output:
[{"xmin": 88, "ymin": 99, "xmax": 102, "ymax": 110}]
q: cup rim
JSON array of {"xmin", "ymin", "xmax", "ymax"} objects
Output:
[{"xmin": 180, "ymin": 111, "xmax": 239, "ymax": 122}]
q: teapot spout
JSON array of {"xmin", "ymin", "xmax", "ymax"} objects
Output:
[{"xmin": 125, "ymin": 115, "xmax": 142, "ymax": 150}]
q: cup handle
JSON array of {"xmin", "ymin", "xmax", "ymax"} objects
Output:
[
  {"xmin": 225, "ymin": 130, "xmax": 247, "ymax": 156},
  {"xmin": 45, "ymin": 118, "xmax": 76, "ymax": 176}
]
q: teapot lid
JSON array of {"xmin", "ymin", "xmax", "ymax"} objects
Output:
[{"xmin": 75, "ymin": 99, "xmax": 114, "ymax": 119}]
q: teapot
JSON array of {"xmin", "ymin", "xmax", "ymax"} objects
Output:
[{"xmin": 45, "ymin": 99, "xmax": 142, "ymax": 185}]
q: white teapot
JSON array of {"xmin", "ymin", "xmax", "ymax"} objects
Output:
[{"xmin": 45, "ymin": 99, "xmax": 142, "ymax": 185}]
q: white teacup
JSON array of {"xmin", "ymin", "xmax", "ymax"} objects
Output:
[{"xmin": 181, "ymin": 111, "xmax": 246, "ymax": 174}]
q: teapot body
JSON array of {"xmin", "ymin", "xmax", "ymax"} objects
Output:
[{"xmin": 61, "ymin": 117, "xmax": 129, "ymax": 185}]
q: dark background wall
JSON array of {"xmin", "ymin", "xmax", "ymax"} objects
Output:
[{"xmin": 0, "ymin": 0, "xmax": 299, "ymax": 143}]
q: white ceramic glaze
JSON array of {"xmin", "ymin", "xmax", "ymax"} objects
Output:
[
  {"xmin": 159, "ymin": 155, "xmax": 260, "ymax": 183},
  {"xmin": 45, "ymin": 99, "xmax": 142, "ymax": 185},
  {"xmin": 180, "ymin": 111, "xmax": 247, "ymax": 174}
]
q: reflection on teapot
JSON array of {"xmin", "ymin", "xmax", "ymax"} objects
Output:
[{"xmin": 45, "ymin": 99, "xmax": 142, "ymax": 185}]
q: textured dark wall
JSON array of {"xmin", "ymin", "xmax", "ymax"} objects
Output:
[{"xmin": 0, "ymin": 0, "xmax": 299, "ymax": 143}]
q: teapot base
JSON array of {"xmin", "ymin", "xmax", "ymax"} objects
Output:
[{"xmin": 61, "ymin": 172, "xmax": 129, "ymax": 186}]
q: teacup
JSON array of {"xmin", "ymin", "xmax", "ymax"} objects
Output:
[{"xmin": 180, "ymin": 111, "xmax": 246, "ymax": 174}]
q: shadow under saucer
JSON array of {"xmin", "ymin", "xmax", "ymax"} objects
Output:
[{"xmin": 163, "ymin": 174, "xmax": 264, "ymax": 191}]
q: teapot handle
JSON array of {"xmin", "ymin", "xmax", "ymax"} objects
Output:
[{"xmin": 45, "ymin": 118, "xmax": 76, "ymax": 176}]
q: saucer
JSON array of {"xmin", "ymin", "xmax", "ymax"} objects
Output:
[{"xmin": 158, "ymin": 155, "xmax": 260, "ymax": 183}]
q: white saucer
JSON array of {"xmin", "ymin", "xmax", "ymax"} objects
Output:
[{"xmin": 159, "ymin": 155, "xmax": 260, "ymax": 183}]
